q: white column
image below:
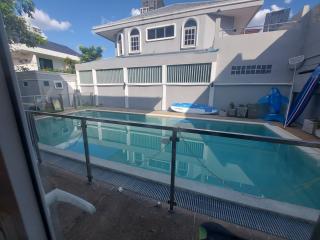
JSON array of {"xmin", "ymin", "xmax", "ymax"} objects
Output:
[
  {"xmin": 161, "ymin": 65, "xmax": 167, "ymax": 111},
  {"xmin": 208, "ymin": 62, "xmax": 217, "ymax": 106},
  {"xmin": 76, "ymin": 70, "xmax": 81, "ymax": 92},
  {"xmin": 123, "ymin": 67, "xmax": 129, "ymax": 108},
  {"xmin": 92, "ymin": 69, "xmax": 98, "ymax": 106}
]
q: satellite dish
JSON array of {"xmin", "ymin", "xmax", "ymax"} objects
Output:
[{"xmin": 288, "ymin": 55, "xmax": 305, "ymax": 69}]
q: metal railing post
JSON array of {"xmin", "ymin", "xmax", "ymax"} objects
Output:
[
  {"xmin": 81, "ymin": 119, "xmax": 93, "ymax": 184},
  {"xmin": 26, "ymin": 112, "xmax": 42, "ymax": 164},
  {"xmin": 168, "ymin": 129, "xmax": 179, "ymax": 212}
]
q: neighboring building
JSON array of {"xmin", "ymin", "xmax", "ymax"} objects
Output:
[
  {"xmin": 141, "ymin": 0, "xmax": 165, "ymax": 13},
  {"xmin": 12, "ymin": 24, "xmax": 80, "ymax": 109},
  {"xmin": 17, "ymin": 71, "xmax": 77, "ymax": 110},
  {"xmin": 76, "ymin": 0, "xmax": 320, "ymax": 124},
  {"xmin": 11, "ymin": 41, "xmax": 80, "ymax": 72},
  {"xmin": 263, "ymin": 8, "xmax": 290, "ymax": 32}
]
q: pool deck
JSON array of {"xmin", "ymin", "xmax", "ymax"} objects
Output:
[
  {"xmin": 63, "ymin": 106, "xmax": 319, "ymax": 142},
  {"xmin": 40, "ymin": 162, "xmax": 283, "ymax": 240}
]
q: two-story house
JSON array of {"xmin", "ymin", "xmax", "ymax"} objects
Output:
[
  {"xmin": 76, "ymin": 0, "xmax": 320, "ymax": 123},
  {"xmin": 11, "ymin": 40, "xmax": 80, "ymax": 72},
  {"xmin": 76, "ymin": 0, "xmax": 263, "ymax": 110}
]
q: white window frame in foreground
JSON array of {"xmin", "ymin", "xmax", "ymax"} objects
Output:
[
  {"xmin": 116, "ymin": 32, "xmax": 124, "ymax": 56},
  {"xmin": 182, "ymin": 18, "xmax": 198, "ymax": 49},
  {"xmin": 146, "ymin": 24, "xmax": 176, "ymax": 42},
  {"xmin": 129, "ymin": 28, "xmax": 141, "ymax": 54},
  {"xmin": 54, "ymin": 81, "xmax": 63, "ymax": 89}
]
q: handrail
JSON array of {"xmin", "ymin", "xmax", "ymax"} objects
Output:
[
  {"xmin": 26, "ymin": 110, "xmax": 320, "ymax": 148},
  {"xmin": 26, "ymin": 110, "xmax": 320, "ymax": 212},
  {"xmin": 220, "ymin": 21, "xmax": 299, "ymax": 37}
]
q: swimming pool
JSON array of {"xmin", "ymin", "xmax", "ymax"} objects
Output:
[{"xmin": 36, "ymin": 110, "xmax": 320, "ymax": 214}]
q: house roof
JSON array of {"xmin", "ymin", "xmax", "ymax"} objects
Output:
[
  {"xmin": 38, "ymin": 41, "xmax": 80, "ymax": 57},
  {"xmin": 93, "ymin": 0, "xmax": 259, "ymax": 30}
]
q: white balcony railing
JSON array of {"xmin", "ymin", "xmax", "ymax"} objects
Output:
[{"xmin": 219, "ymin": 21, "xmax": 298, "ymax": 38}]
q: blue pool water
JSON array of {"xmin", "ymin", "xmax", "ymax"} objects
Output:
[{"xmin": 36, "ymin": 110, "xmax": 320, "ymax": 210}]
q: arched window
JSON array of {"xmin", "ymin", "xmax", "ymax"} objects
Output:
[
  {"xmin": 129, "ymin": 28, "xmax": 140, "ymax": 53},
  {"xmin": 117, "ymin": 33, "xmax": 124, "ymax": 56},
  {"xmin": 183, "ymin": 19, "xmax": 197, "ymax": 48}
]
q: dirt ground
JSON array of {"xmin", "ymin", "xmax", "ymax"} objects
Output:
[{"xmin": 39, "ymin": 163, "xmax": 281, "ymax": 240}]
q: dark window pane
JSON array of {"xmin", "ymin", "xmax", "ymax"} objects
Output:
[
  {"xmin": 241, "ymin": 66, "xmax": 246, "ymax": 74},
  {"xmin": 39, "ymin": 58, "xmax": 53, "ymax": 70},
  {"xmin": 185, "ymin": 19, "xmax": 197, "ymax": 28},
  {"xmin": 165, "ymin": 25, "xmax": 174, "ymax": 37},
  {"xmin": 130, "ymin": 29, "xmax": 139, "ymax": 36},
  {"xmin": 55, "ymin": 82, "xmax": 63, "ymax": 88},
  {"xmin": 148, "ymin": 29, "xmax": 156, "ymax": 39},
  {"xmin": 156, "ymin": 27, "xmax": 164, "ymax": 38},
  {"xmin": 44, "ymin": 81, "xmax": 49, "ymax": 86}
]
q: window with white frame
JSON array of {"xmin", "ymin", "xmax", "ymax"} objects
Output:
[
  {"xmin": 129, "ymin": 28, "xmax": 140, "ymax": 53},
  {"xmin": 147, "ymin": 25, "xmax": 175, "ymax": 41},
  {"xmin": 54, "ymin": 81, "xmax": 63, "ymax": 89},
  {"xmin": 117, "ymin": 33, "xmax": 124, "ymax": 56},
  {"xmin": 183, "ymin": 19, "xmax": 197, "ymax": 48}
]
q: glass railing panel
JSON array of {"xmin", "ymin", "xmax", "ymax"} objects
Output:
[
  {"xmin": 33, "ymin": 115, "xmax": 89, "ymax": 177},
  {"xmin": 175, "ymin": 131, "xmax": 320, "ymax": 214},
  {"xmin": 82, "ymin": 121, "xmax": 172, "ymax": 201}
]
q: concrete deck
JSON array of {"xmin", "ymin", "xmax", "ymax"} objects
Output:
[{"xmin": 40, "ymin": 162, "xmax": 283, "ymax": 240}]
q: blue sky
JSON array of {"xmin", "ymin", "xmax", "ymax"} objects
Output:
[{"xmin": 31, "ymin": 0, "xmax": 318, "ymax": 58}]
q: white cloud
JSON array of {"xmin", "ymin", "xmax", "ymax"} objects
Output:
[
  {"xmin": 249, "ymin": 4, "xmax": 283, "ymax": 26},
  {"xmin": 271, "ymin": 4, "xmax": 283, "ymax": 11},
  {"xmin": 131, "ymin": 8, "xmax": 141, "ymax": 16},
  {"xmin": 26, "ymin": 8, "xmax": 71, "ymax": 31},
  {"xmin": 284, "ymin": 0, "xmax": 292, "ymax": 4}
]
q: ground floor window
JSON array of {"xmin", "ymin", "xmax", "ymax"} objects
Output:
[{"xmin": 54, "ymin": 81, "xmax": 63, "ymax": 89}]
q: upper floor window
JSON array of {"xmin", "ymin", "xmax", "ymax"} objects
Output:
[
  {"xmin": 129, "ymin": 28, "xmax": 140, "ymax": 54},
  {"xmin": 146, "ymin": 25, "xmax": 175, "ymax": 41},
  {"xmin": 39, "ymin": 58, "xmax": 53, "ymax": 70},
  {"xmin": 182, "ymin": 19, "xmax": 197, "ymax": 48},
  {"xmin": 117, "ymin": 33, "xmax": 124, "ymax": 56}
]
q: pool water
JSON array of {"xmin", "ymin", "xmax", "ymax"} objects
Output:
[{"xmin": 36, "ymin": 110, "xmax": 320, "ymax": 210}]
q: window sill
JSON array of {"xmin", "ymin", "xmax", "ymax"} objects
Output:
[
  {"xmin": 128, "ymin": 52, "xmax": 141, "ymax": 55},
  {"xmin": 146, "ymin": 36, "xmax": 176, "ymax": 42},
  {"xmin": 181, "ymin": 45, "xmax": 196, "ymax": 49}
]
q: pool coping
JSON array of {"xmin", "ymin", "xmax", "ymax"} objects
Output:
[
  {"xmin": 39, "ymin": 143, "xmax": 320, "ymax": 223},
  {"xmin": 70, "ymin": 108, "xmax": 320, "ymax": 158}
]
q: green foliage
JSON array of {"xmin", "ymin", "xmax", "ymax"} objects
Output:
[
  {"xmin": 0, "ymin": 0, "xmax": 45, "ymax": 47},
  {"xmin": 64, "ymin": 57, "xmax": 78, "ymax": 74},
  {"xmin": 79, "ymin": 45, "xmax": 103, "ymax": 63}
]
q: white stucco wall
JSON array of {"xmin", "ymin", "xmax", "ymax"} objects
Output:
[{"xmin": 121, "ymin": 14, "xmax": 216, "ymax": 56}]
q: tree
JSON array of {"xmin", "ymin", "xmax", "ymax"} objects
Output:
[
  {"xmin": 64, "ymin": 57, "xmax": 78, "ymax": 73},
  {"xmin": 0, "ymin": 0, "xmax": 45, "ymax": 47},
  {"xmin": 79, "ymin": 45, "xmax": 103, "ymax": 63}
]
